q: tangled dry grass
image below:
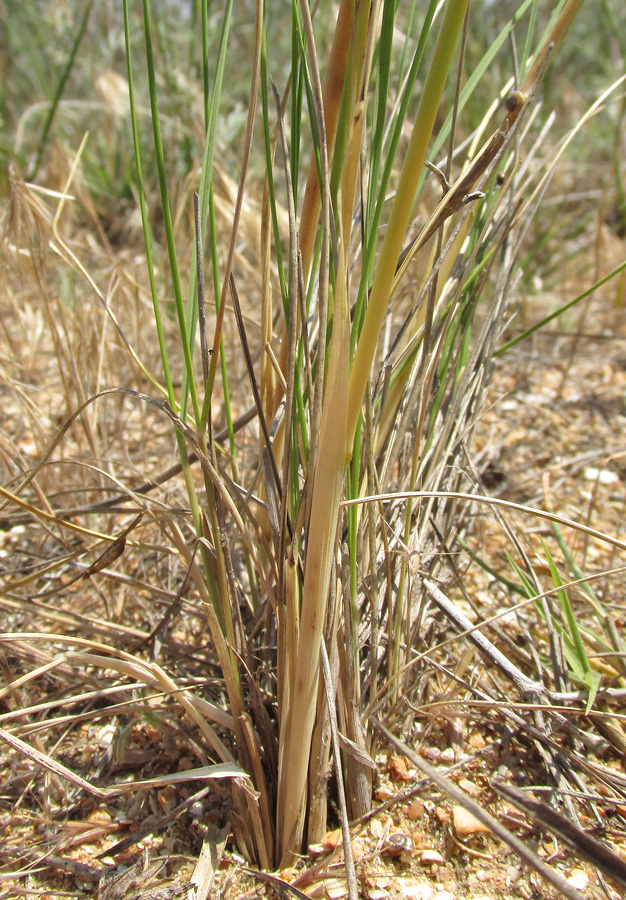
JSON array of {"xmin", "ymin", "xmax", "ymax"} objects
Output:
[{"xmin": 3, "ymin": 1, "xmax": 626, "ymax": 897}]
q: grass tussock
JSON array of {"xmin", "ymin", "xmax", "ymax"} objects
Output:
[{"xmin": 3, "ymin": 0, "xmax": 626, "ymax": 896}]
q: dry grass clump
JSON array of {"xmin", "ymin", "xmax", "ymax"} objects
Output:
[{"xmin": 3, "ymin": 0, "xmax": 626, "ymax": 897}]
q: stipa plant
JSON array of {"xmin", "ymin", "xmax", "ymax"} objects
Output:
[
  {"xmin": 117, "ymin": 0, "xmax": 590, "ymax": 868},
  {"xmin": 6, "ymin": 0, "xmax": 622, "ymax": 885}
]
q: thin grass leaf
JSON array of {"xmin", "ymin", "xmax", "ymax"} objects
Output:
[
  {"xmin": 203, "ymin": 0, "xmax": 262, "ymax": 425},
  {"xmin": 123, "ymin": 0, "xmax": 175, "ymax": 405},
  {"xmin": 184, "ymin": 0, "xmax": 235, "ymax": 421},
  {"xmin": 141, "ymin": 0, "xmax": 201, "ymax": 427},
  {"xmin": 28, "ymin": 0, "xmax": 95, "ymax": 181},
  {"xmin": 456, "ymin": 537, "xmax": 526, "ymax": 595},
  {"xmin": 497, "ymin": 256, "xmax": 626, "ymax": 354},
  {"xmin": 541, "ymin": 538, "xmax": 601, "ymax": 712},
  {"xmin": 506, "ymin": 551, "xmax": 539, "ymax": 599},
  {"xmin": 353, "ymin": 0, "xmax": 439, "ymax": 348}
]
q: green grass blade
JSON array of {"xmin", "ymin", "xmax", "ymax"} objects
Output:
[
  {"xmin": 457, "ymin": 538, "xmax": 526, "ymax": 595},
  {"xmin": 348, "ymin": 0, "xmax": 472, "ymax": 450},
  {"xmin": 28, "ymin": 0, "xmax": 94, "ymax": 181},
  {"xmin": 141, "ymin": 0, "xmax": 201, "ymax": 427},
  {"xmin": 189, "ymin": 0, "xmax": 235, "ymax": 426},
  {"xmin": 506, "ymin": 552, "xmax": 539, "ymax": 599},
  {"xmin": 124, "ymin": 0, "xmax": 209, "ymax": 549},
  {"xmin": 496, "ymin": 257, "xmax": 626, "ymax": 355},
  {"xmin": 353, "ymin": 0, "xmax": 439, "ymax": 350},
  {"xmin": 123, "ymin": 0, "xmax": 175, "ymax": 406},
  {"xmin": 541, "ymin": 538, "xmax": 600, "ymax": 711}
]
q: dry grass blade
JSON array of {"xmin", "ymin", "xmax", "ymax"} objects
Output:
[
  {"xmin": 0, "ymin": 723, "xmax": 245, "ymax": 799},
  {"xmin": 240, "ymin": 868, "xmax": 313, "ymax": 900},
  {"xmin": 424, "ymin": 578, "xmax": 544, "ymax": 697},
  {"xmin": 65, "ymin": 651, "xmax": 235, "ymax": 740},
  {"xmin": 204, "ymin": 0, "xmax": 264, "ymax": 402},
  {"xmin": 0, "ymin": 723, "xmax": 111, "ymax": 801},
  {"xmin": 343, "ymin": 489, "xmax": 626, "ymax": 554},
  {"xmin": 390, "ymin": 89, "xmax": 527, "ymax": 297},
  {"xmin": 270, "ymin": 79, "xmax": 299, "ymax": 569},
  {"xmin": 320, "ymin": 639, "xmax": 358, "ymax": 900},
  {"xmin": 276, "ymin": 267, "xmax": 349, "ymax": 863},
  {"xmin": 229, "ymin": 273, "xmax": 282, "ymax": 501},
  {"xmin": 372, "ymin": 719, "xmax": 586, "ymax": 900},
  {"xmin": 191, "ymin": 822, "xmax": 230, "ymax": 900},
  {"xmin": 493, "ymin": 780, "xmax": 626, "ymax": 891},
  {"xmin": 0, "ymin": 405, "xmax": 258, "ymax": 528}
]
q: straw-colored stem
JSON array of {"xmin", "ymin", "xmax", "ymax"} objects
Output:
[
  {"xmin": 346, "ymin": 0, "xmax": 471, "ymax": 453},
  {"xmin": 520, "ymin": 0, "xmax": 586, "ymax": 96},
  {"xmin": 277, "ymin": 249, "xmax": 350, "ymax": 865}
]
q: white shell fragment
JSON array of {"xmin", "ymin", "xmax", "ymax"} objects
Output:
[{"xmin": 584, "ymin": 467, "xmax": 619, "ymax": 484}]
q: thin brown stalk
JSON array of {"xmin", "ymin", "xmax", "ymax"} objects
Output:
[{"xmin": 298, "ymin": 0, "xmax": 356, "ymax": 282}]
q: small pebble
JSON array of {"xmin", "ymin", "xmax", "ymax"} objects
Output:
[
  {"xmin": 452, "ymin": 806, "xmax": 491, "ymax": 836},
  {"xmin": 584, "ymin": 467, "xmax": 618, "ymax": 484},
  {"xmin": 398, "ymin": 884, "xmax": 432, "ymax": 899},
  {"xmin": 420, "ymin": 849, "xmax": 444, "ymax": 865},
  {"xmin": 457, "ymin": 779, "xmax": 481, "ymax": 796},
  {"xmin": 566, "ymin": 869, "xmax": 589, "ymax": 891},
  {"xmin": 407, "ymin": 800, "xmax": 425, "ymax": 821}
]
